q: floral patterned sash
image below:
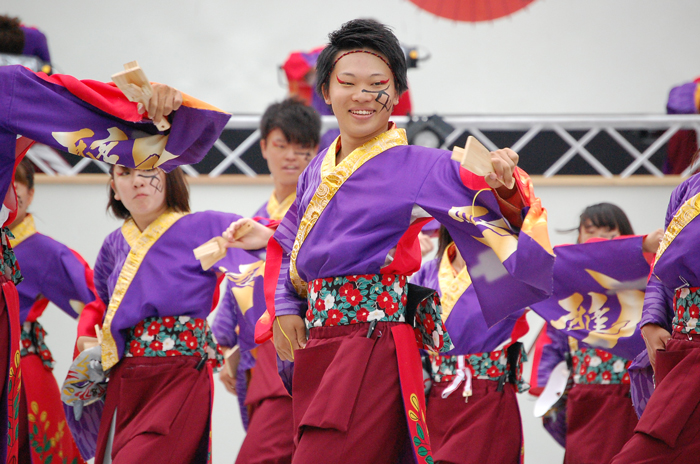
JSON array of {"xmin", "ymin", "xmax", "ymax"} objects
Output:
[
  {"xmin": 429, "ymin": 345, "xmax": 528, "ymax": 393},
  {"xmin": 569, "ymin": 339, "xmax": 631, "ymax": 385},
  {"xmin": 20, "ymin": 321, "xmax": 54, "ymax": 369},
  {"xmin": 672, "ymin": 286, "xmax": 700, "ymax": 335},
  {"xmin": 306, "ymin": 274, "xmax": 453, "ymax": 353},
  {"xmin": 124, "ymin": 316, "xmax": 224, "ymax": 371}
]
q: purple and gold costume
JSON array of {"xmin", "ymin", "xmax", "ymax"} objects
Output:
[
  {"xmin": 85, "ymin": 211, "xmax": 260, "ymax": 464},
  {"xmin": 257, "ymin": 126, "xmax": 554, "ymax": 464},
  {"xmin": 613, "ymin": 174, "xmax": 700, "ymax": 463}
]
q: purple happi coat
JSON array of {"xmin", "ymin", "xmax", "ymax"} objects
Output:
[
  {"xmin": 270, "ymin": 131, "xmax": 554, "ymax": 327},
  {"xmin": 630, "ymin": 174, "xmax": 700, "ymax": 416}
]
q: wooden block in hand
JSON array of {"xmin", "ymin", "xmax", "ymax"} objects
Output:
[
  {"xmin": 111, "ymin": 61, "xmax": 171, "ymax": 131},
  {"xmin": 451, "ymin": 136, "xmax": 514, "ymax": 189},
  {"xmin": 194, "ymin": 236, "xmax": 228, "ymax": 271},
  {"xmin": 233, "ymin": 220, "xmax": 255, "ymax": 240}
]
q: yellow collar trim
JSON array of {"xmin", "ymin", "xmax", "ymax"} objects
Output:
[
  {"xmin": 266, "ymin": 191, "xmax": 296, "ymax": 221},
  {"xmin": 654, "ymin": 192, "xmax": 700, "ymax": 267},
  {"xmin": 289, "ymin": 126, "xmax": 408, "ymax": 296},
  {"xmin": 437, "ymin": 243, "xmax": 472, "ymax": 323},
  {"xmin": 101, "ymin": 210, "xmax": 188, "ymax": 370},
  {"xmin": 9, "ymin": 214, "xmax": 37, "ymax": 248}
]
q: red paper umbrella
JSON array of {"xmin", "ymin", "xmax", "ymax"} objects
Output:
[{"xmin": 407, "ymin": 0, "xmax": 537, "ymax": 22}]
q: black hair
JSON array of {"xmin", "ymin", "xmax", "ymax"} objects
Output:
[
  {"xmin": 108, "ymin": 166, "xmax": 190, "ymax": 219},
  {"xmin": 0, "ymin": 15, "xmax": 24, "ymax": 54},
  {"xmin": 435, "ymin": 226, "xmax": 453, "ymax": 262},
  {"xmin": 315, "ymin": 19, "xmax": 408, "ymax": 98},
  {"xmin": 578, "ymin": 203, "xmax": 634, "ymax": 237},
  {"xmin": 15, "ymin": 158, "xmax": 34, "ymax": 190},
  {"xmin": 260, "ymin": 98, "xmax": 321, "ymax": 148}
]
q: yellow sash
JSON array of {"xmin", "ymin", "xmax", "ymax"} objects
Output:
[
  {"xmin": 289, "ymin": 126, "xmax": 408, "ymax": 296},
  {"xmin": 101, "ymin": 210, "xmax": 187, "ymax": 370},
  {"xmin": 437, "ymin": 243, "xmax": 472, "ymax": 323},
  {"xmin": 9, "ymin": 214, "xmax": 37, "ymax": 247},
  {"xmin": 654, "ymin": 192, "xmax": 700, "ymax": 267}
]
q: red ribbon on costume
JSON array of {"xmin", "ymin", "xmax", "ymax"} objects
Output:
[{"xmin": 254, "ymin": 236, "xmax": 283, "ymax": 344}]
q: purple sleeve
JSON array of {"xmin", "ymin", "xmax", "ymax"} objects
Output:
[
  {"xmin": 640, "ymin": 277, "xmax": 674, "ymax": 330},
  {"xmin": 93, "ymin": 234, "xmax": 117, "ymax": 307},
  {"xmin": 273, "ymin": 196, "xmax": 307, "ymax": 317},
  {"xmin": 37, "ymin": 243, "xmax": 98, "ymax": 319},
  {"xmin": 211, "ymin": 284, "xmax": 238, "ymax": 348},
  {"xmin": 537, "ymin": 324, "xmax": 569, "ymax": 387},
  {"xmin": 667, "ymin": 81, "xmax": 699, "ymax": 114}
]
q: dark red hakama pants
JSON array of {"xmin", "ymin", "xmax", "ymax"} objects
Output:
[
  {"xmin": 564, "ymin": 384, "xmax": 637, "ymax": 464},
  {"xmin": 236, "ymin": 340, "xmax": 294, "ymax": 464},
  {"xmin": 290, "ymin": 322, "xmax": 410, "ymax": 464},
  {"xmin": 611, "ymin": 335, "xmax": 700, "ymax": 464},
  {"xmin": 426, "ymin": 379, "xmax": 522, "ymax": 464},
  {"xmin": 95, "ymin": 356, "xmax": 212, "ymax": 464}
]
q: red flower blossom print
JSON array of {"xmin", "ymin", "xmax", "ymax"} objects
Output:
[
  {"xmin": 487, "ymin": 365, "xmax": 501, "ymax": 378},
  {"xmin": 186, "ymin": 338, "xmax": 198, "ymax": 350},
  {"xmin": 601, "ymin": 371, "xmax": 612, "ymax": 381},
  {"xmin": 129, "ymin": 340, "xmax": 145, "ymax": 356},
  {"xmin": 41, "ymin": 350, "xmax": 52, "ymax": 360},
  {"xmin": 690, "ymin": 304, "xmax": 700, "ymax": 319},
  {"xmin": 381, "ymin": 274, "xmax": 396, "ymax": 286},
  {"xmin": 344, "ymin": 287, "xmax": 362, "ymax": 306},
  {"xmin": 339, "ymin": 283, "xmax": 354, "ymax": 297},
  {"xmin": 150, "ymin": 340, "xmax": 163, "ymax": 351},
  {"xmin": 147, "ymin": 321, "xmax": 161, "ymax": 336},
  {"xmin": 179, "ymin": 331, "xmax": 193, "ymax": 342},
  {"xmin": 326, "ymin": 309, "xmax": 343, "ymax": 326},
  {"xmin": 586, "ymin": 371, "xmax": 597, "ymax": 383},
  {"xmin": 401, "ymin": 293, "xmax": 407, "ymax": 306},
  {"xmin": 596, "ymin": 349, "xmax": 613, "ymax": 362},
  {"xmin": 133, "ymin": 325, "xmax": 144, "ymax": 337},
  {"xmin": 312, "ymin": 279, "xmax": 324, "ymax": 292},
  {"xmin": 356, "ymin": 308, "xmax": 369, "ymax": 322},
  {"xmin": 21, "ymin": 339, "xmax": 31, "ymax": 348},
  {"xmin": 622, "ymin": 373, "xmax": 630, "ymax": 384},
  {"xmin": 423, "ymin": 315, "xmax": 436, "ymax": 333},
  {"xmin": 306, "ymin": 309, "xmax": 314, "ymax": 322},
  {"xmin": 166, "ymin": 350, "xmax": 181, "ymax": 356},
  {"xmin": 315, "ymin": 298, "xmax": 326, "ymax": 311},
  {"xmin": 377, "ymin": 291, "xmax": 395, "ymax": 310},
  {"xmin": 162, "ymin": 316, "xmax": 175, "ymax": 329},
  {"xmin": 490, "ymin": 351, "xmax": 501, "ymax": 361}
]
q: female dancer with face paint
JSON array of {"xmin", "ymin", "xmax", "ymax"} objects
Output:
[
  {"xmin": 225, "ymin": 18, "xmax": 555, "ymax": 464},
  {"xmin": 71, "ymin": 164, "xmax": 268, "ymax": 464}
]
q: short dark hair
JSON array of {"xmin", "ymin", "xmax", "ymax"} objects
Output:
[
  {"xmin": 260, "ymin": 98, "xmax": 321, "ymax": 148},
  {"xmin": 579, "ymin": 203, "xmax": 634, "ymax": 236},
  {"xmin": 435, "ymin": 225, "xmax": 453, "ymax": 262},
  {"xmin": 107, "ymin": 167, "xmax": 190, "ymax": 219},
  {"xmin": 315, "ymin": 19, "xmax": 408, "ymax": 98},
  {"xmin": 15, "ymin": 158, "xmax": 34, "ymax": 190},
  {"xmin": 0, "ymin": 16, "xmax": 24, "ymax": 55}
]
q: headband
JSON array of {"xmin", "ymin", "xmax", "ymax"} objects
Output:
[{"xmin": 330, "ymin": 50, "xmax": 395, "ymax": 80}]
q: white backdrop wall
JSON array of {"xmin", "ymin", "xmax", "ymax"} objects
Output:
[
  {"xmin": 4, "ymin": 0, "xmax": 700, "ymax": 115},
  {"xmin": 29, "ymin": 177, "xmax": 678, "ymax": 463}
]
